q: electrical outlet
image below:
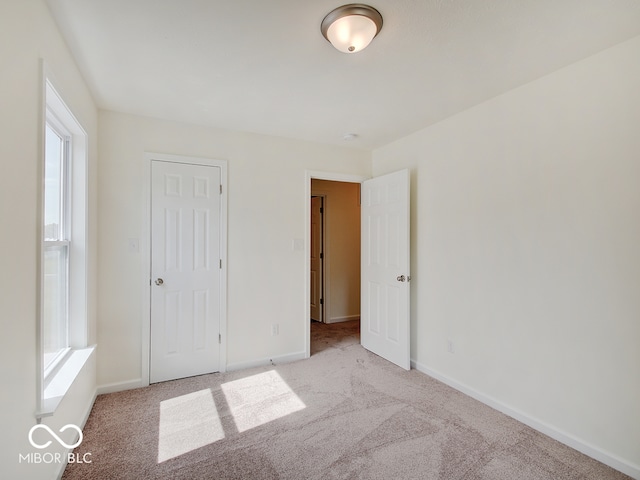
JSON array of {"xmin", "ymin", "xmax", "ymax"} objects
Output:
[
  {"xmin": 271, "ymin": 324, "xmax": 279, "ymax": 336},
  {"xmin": 447, "ymin": 339, "xmax": 455, "ymax": 354}
]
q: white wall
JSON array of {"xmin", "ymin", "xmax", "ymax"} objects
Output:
[
  {"xmin": 373, "ymin": 36, "xmax": 640, "ymax": 475},
  {"xmin": 97, "ymin": 110, "xmax": 371, "ymax": 385},
  {"xmin": 3, "ymin": 2, "xmax": 635, "ymax": 477},
  {"xmin": 311, "ymin": 180, "xmax": 361, "ymax": 323},
  {"xmin": 0, "ymin": 1, "xmax": 98, "ymax": 479}
]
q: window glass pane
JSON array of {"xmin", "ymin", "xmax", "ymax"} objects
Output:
[
  {"xmin": 43, "ymin": 245, "xmax": 68, "ymax": 369},
  {"xmin": 44, "ymin": 125, "xmax": 63, "ymax": 240}
]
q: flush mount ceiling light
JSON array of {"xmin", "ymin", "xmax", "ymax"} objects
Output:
[{"xmin": 321, "ymin": 4, "xmax": 383, "ymax": 54}]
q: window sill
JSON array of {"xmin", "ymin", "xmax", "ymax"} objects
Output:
[{"xmin": 36, "ymin": 345, "xmax": 95, "ymax": 419}]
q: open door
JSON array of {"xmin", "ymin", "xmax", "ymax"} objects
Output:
[
  {"xmin": 361, "ymin": 169, "xmax": 410, "ymax": 370},
  {"xmin": 310, "ymin": 196, "xmax": 324, "ymax": 322}
]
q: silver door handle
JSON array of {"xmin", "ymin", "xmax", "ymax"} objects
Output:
[
  {"xmin": 397, "ymin": 275, "xmax": 406, "ymax": 282},
  {"xmin": 155, "ymin": 278, "xmax": 164, "ymax": 286}
]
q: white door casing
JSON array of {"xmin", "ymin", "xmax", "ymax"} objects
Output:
[
  {"xmin": 361, "ymin": 169, "xmax": 411, "ymax": 370},
  {"xmin": 150, "ymin": 160, "xmax": 221, "ymax": 383},
  {"xmin": 310, "ymin": 196, "xmax": 323, "ymax": 322}
]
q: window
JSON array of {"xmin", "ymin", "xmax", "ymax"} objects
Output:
[
  {"xmin": 43, "ymin": 119, "xmax": 71, "ymax": 371},
  {"xmin": 38, "ymin": 74, "xmax": 91, "ymax": 417}
]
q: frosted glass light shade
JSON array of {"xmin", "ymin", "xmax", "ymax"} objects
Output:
[
  {"xmin": 321, "ymin": 4, "xmax": 383, "ymax": 54},
  {"xmin": 326, "ymin": 15, "xmax": 377, "ymax": 53}
]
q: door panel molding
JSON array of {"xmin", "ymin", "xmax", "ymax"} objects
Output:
[
  {"xmin": 150, "ymin": 161, "xmax": 221, "ymax": 382},
  {"xmin": 142, "ymin": 153, "xmax": 228, "ymax": 387},
  {"xmin": 361, "ymin": 169, "xmax": 410, "ymax": 370}
]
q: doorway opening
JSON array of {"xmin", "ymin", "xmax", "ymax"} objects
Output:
[
  {"xmin": 310, "ymin": 179, "xmax": 361, "ymax": 356},
  {"xmin": 305, "ymin": 169, "xmax": 410, "ymax": 369}
]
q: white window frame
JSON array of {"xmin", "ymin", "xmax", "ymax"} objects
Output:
[
  {"xmin": 42, "ymin": 115, "xmax": 72, "ymax": 377},
  {"xmin": 37, "ymin": 67, "xmax": 91, "ymax": 418}
]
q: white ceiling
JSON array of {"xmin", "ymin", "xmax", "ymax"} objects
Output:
[{"xmin": 46, "ymin": 0, "xmax": 640, "ymax": 149}]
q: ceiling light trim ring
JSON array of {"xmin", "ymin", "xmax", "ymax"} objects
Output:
[{"xmin": 321, "ymin": 4, "xmax": 383, "ymax": 45}]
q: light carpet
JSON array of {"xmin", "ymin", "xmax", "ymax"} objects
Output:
[{"xmin": 63, "ymin": 320, "xmax": 629, "ymax": 479}]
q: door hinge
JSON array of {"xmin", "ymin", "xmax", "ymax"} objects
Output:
[
  {"xmin": 320, "ymin": 298, "xmax": 324, "ymax": 305},
  {"xmin": 320, "ymin": 207, "xmax": 323, "ymax": 213},
  {"xmin": 219, "ymin": 334, "xmax": 221, "ymax": 344},
  {"xmin": 320, "ymin": 252, "xmax": 323, "ymax": 259},
  {"xmin": 220, "ymin": 184, "xmax": 222, "ymax": 194},
  {"xmin": 219, "ymin": 259, "xmax": 222, "ymax": 269}
]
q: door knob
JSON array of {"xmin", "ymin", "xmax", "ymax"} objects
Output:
[
  {"xmin": 155, "ymin": 278, "xmax": 164, "ymax": 286},
  {"xmin": 397, "ymin": 275, "xmax": 406, "ymax": 282}
]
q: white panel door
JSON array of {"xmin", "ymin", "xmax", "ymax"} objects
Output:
[
  {"xmin": 361, "ymin": 169, "xmax": 410, "ymax": 370},
  {"xmin": 310, "ymin": 196, "xmax": 323, "ymax": 322},
  {"xmin": 151, "ymin": 160, "xmax": 221, "ymax": 383}
]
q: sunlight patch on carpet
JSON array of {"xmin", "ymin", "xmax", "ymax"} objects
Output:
[
  {"xmin": 221, "ymin": 370, "xmax": 306, "ymax": 433},
  {"xmin": 158, "ymin": 388, "xmax": 224, "ymax": 463}
]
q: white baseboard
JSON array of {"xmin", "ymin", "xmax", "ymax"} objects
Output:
[
  {"xmin": 79, "ymin": 387, "xmax": 97, "ymax": 429},
  {"xmin": 226, "ymin": 351, "xmax": 306, "ymax": 372},
  {"xmin": 55, "ymin": 387, "xmax": 98, "ymax": 480},
  {"xmin": 326, "ymin": 315, "xmax": 360, "ymax": 324},
  {"xmin": 97, "ymin": 378, "xmax": 146, "ymax": 395},
  {"xmin": 96, "ymin": 351, "xmax": 307, "ymax": 391},
  {"xmin": 411, "ymin": 360, "xmax": 640, "ymax": 480}
]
